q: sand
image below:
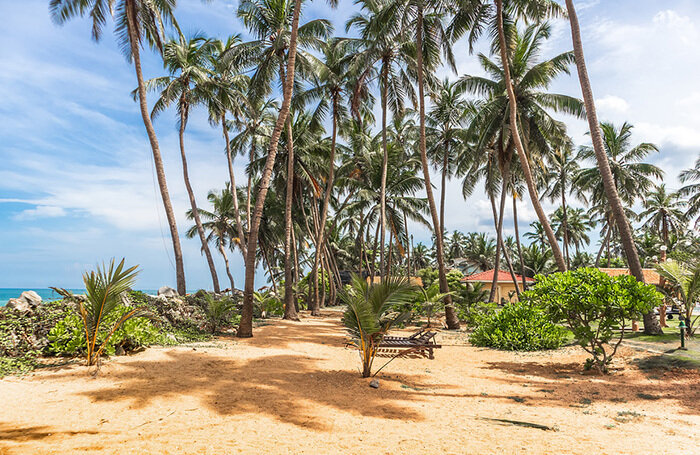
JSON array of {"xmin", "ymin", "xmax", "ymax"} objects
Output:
[{"xmin": 1, "ymin": 310, "xmax": 698, "ymax": 455}]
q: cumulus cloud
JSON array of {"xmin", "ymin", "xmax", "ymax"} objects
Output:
[
  {"xmin": 596, "ymin": 95, "xmax": 629, "ymax": 114},
  {"xmin": 12, "ymin": 205, "xmax": 67, "ymax": 221}
]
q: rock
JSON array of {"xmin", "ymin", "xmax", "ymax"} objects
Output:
[
  {"xmin": 115, "ymin": 345, "xmax": 126, "ymax": 356},
  {"xmin": 6, "ymin": 298, "xmax": 31, "ymax": 312},
  {"xmin": 369, "ymin": 379, "xmax": 379, "ymax": 389},
  {"xmin": 158, "ymin": 286, "xmax": 178, "ymax": 298},
  {"xmin": 21, "ymin": 291, "xmax": 42, "ymax": 306}
]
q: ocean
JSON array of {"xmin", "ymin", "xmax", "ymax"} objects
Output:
[{"xmin": 0, "ymin": 288, "xmax": 159, "ymax": 306}]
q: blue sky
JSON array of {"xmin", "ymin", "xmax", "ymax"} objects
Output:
[{"xmin": 1, "ymin": 0, "xmax": 699, "ymax": 290}]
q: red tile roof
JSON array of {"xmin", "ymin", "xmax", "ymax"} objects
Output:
[
  {"xmin": 462, "ymin": 269, "xmax": 535, "ymax": 283},
  {"xmin": 598, "ymin": 268, "xmax": 662, "ymax": 285}
]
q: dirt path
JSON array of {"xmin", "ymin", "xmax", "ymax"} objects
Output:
[{"xmin": 1, "ymin": 311, "xmax": 698, "ymax": 454}]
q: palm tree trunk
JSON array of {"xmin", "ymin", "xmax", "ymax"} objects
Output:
[
  {"xmin": 283, "ymin": 115, "xmax": 299, "ymax": 321},
  {"xmin": 310, "ymin": 96, "xmax": 338, "ymax": 314},
  {"xmin": 564, "ymin": 0, "xmax": 660, "ymax": 334},
  {"xmin": 561, "ymin": 185, "xmax": 570, "ymax": 268},
  {"xmin": 238, "ymin": 0, "xmax": 303, "ymax": 337},
  {"xmin": 440, "ymin": 142, "xmax": 448, "ymax": 234},
  {"xmin": 513, "ymin": 193, "xmax": 527, "ymax": 290},
  {"xmin": 261, "ymin": 246, "xmax": 278, "ymax": 295},
  {"xmin": 404, "ymin": 211, "xmax": 411, "ymax": 279},
  {"xmin": 125, "ymin": 0, "xmax": 185, "ymax": 295},
  {"xmin": 219, "ymin": 242, "xmax": 235, "ymax": 291},
  {"xmin": 595, "ymin": 225, "xmax": 609, "ymax": 267},
  {"xmin": 495, "ymin": 0, "xmax": 566, "ymax": 273},
  {"xmin": 416, "ymin": 4, "xmax": 459, "ymax": 329},
  {"xmin": 179, "ymin": 105, "xmax": 220, "ymax": 293},
  {"xmin": 379, "ymin": 62, "xmax": 389, "ymax": 282},
  {"xmin": 222, "ymin": 115, "xmax": 248, "ymax": 259},
  {"xmin": 247, "ymin": 144, "xmax": 254, "ymax": 228},
  {"xmin": 489, "ymin": 166, "xmax": 509, "ymax": 302}
]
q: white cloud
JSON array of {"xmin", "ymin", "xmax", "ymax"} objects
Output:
[
  {"xmin": 12, "ymin": 205, "xmax": 67, "ymax": 220},
  {"xmin": 595, "ymin": 95, "xmax": 629, "ymax": 114}
]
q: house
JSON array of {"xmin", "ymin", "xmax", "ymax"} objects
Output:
[
  {"xmin": 597, "ymin": 268, "xmax": 662, "ymax": 285},
  {"xmin": 462, "ymin": 269, "xmax": 534, "ymax": 303}
]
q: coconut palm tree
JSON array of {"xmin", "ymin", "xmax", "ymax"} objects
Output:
[
  {"xmin": 551, "ymin": 207, "xmax": 592, "ymax": 256},
  {"xmin": 563, "ymin": 0, "xmax": 662, "ymax": 334},
  {"xmin": 346, "ymin": 0, "xmax": 415, "ymax": 281},
  {"xmin": 540, "ymin": 139, "xmax": 581, "ymax": 266},
  {"xmin": 525, "ymin": 221, "xmax": 546, "ymax": 250},
  {"xmin": 522, "ymin": 243, "xmax": 555, "ymax": 276},
  {"xmin": 145, "ymin": 34, "xmax": 221, "ymax": 293},
  {"xmin": 237, "ymin": 0, "xmax": 332, "ymax": 331},
  {"xmin": 427, "ymin": 79, "xmax": 470, "ymax": 234},
  {"xmin": 186, "ymin": 188, "xmax": 240, "ymax": 291},
  {"xmin": 639, "ymin": 184, "xmax": 687, "ymax": 247},
  {"xmin": 296, "ymin": 39, "xmax": 352, "ymax": 315},
  {"xmin": 50, "ymin": 0, "xmax": 186, "ymax": 295},
  {"xmin": 463, "ymin": 232, "xmax": 496, "ymax": 272},
  {"xmin": 679, "ymin": 156, "xmax": 700, "ymax": 227},
  {"xmin": 411, "ymin": 242, "xmax": 431, "ymax": 270}
]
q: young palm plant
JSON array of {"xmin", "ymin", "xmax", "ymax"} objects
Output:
[
  {"xmin": 416, "ymin": 284, "xmax": 453, "ymax": 327},
  {"xmin": 54, "ymin": 259, "xmax": 141, "ymax": 367},
  {"xmin": 656, "ymin": 260, "xmax": 700, "ymax": 337},
  {"xmin": 341, "ymin": 275, "xmax": 414, "ymax": 377}
]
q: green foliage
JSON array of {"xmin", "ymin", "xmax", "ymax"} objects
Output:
[
  {"xmin": 203, "ymin": 294, "xmax": 238, "ymax": 333},
  {"xmin": 470, "ymin": 301, "xmax": 567, "ymax": 351},
  {"xmin": 526, "ymin": 268, "xmax": 662, "ymax": 372},
  {"xmin": 341, "ymin": 275, "xmax": 414, "ymax": 377},
  {"xmin": 0, "ymin": 355, "xmax": 38, "ymax": 377},
  {"xmin": 458, "ymin": 301, "xmax": 498, "ymax": 328},
  {"xmin": 415, "ymin": 284, "xmax": 453, "ymax": 326},
  {"xmin": 48, "ymin": 305, "xmax": 161, "ymax": 356},
  {"xmin": 253, "ymin": 290, "xmax": 283, "ymax": 318},
  {"xmin": 656, "ymin": 259, "xmax": 700, "ymax": 336}
]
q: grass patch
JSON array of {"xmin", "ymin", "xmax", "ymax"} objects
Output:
[
  {"xmin": 636, "ymin": 393, "xmax": 661, "ymax": 401},
  {"xmin": 508, "ymin": 396, "xmax": 526, "ymax": 403},
  {"xmin": 615, "ymin": 410, "xmax": 644, "ymax": 423}
]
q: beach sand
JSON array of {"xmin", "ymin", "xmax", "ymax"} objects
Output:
[{"xmin": 1, "ymin": 310, "xmax": 698, "ymax": 454}]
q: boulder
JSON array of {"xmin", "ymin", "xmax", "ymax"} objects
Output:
[
  {"xmin": 6, "ymin": 298, "xmax": 31, "ymax": 312},
  {"xmin": 158, "ymin": 286, "xmax": 178, "ymax": 298},
  {"xmin": 21, "ymin": 291, "xmax": 42, "ymax": 306},
  {"xmin": 369, "ymin": 379, "xmax": 380, "ymax": 389},
  {"xmin": 5, "ymin": 291, "xmax": 42, "ymax": 312}
]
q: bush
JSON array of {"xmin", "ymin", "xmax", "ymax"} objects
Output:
[
  {"xmin": 470, "ymin": 301, "xmax": 567, "ymax": 350},
  {"xmin": 526, "ymin": 268, "xmax": 662, "ymax": 372},
  {"xmin": 457, "ymin": 301, "xmax": 498, "ymax": 328},
  {"xmin": 48, "ymin": 304, "xmax": 162, "ymax": 356},
  {"xmin": 203, "ymin": 295, "xmax": 238, "ymax": 333}
]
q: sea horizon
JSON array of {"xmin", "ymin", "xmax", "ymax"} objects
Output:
[{"xmin": 0, "ymin": 288, "xmax": 160, "ymax": 306}]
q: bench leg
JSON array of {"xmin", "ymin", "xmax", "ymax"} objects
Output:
[{"xmin": 428, "ymin": 347, "xmax": 434, "ymax": 360}]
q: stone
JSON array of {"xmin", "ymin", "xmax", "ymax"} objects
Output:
[
  {"xmin": 369, "ymin": 379, "xmax": 379, "ymax": 389},
  {"xmin": 115, "ymin": 345, "xmax": 126, "ymax": 356},
  {"xmin": 20, "ymin": 291, "xmax": 42, "ymax": 306},
  {"xmin": 158, "ymin": 286, "xmax": 178, "ymax": 298},
  {"xmin": 6, "ymin": 298, "xmax": 31, "ymax": 312}
]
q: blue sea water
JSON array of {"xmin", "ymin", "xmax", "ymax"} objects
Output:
[{"xmin": 0, "ymin": 288, "xmax": 159, "ymax": 306}]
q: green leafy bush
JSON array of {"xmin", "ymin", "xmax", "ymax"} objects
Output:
[
  {"xmin": 457, "ymin": 301, "xmax": 498, "ymax": 327},
  {"xmin": 203, "ymin": 295, "xmax": 237, "ymax": 333},
  {"xmin": 48, "ymin": 304, "xmax": 161, "ymax": 356},
  {"xmin": 526, "ymin": 268, "xmax": 662, "ymax": 372},
  {"xmin": 470, "ymin": 301, "xmax": 567, "ymax": 350}
]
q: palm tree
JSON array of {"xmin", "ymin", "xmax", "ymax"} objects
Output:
[
  {"xmin": 238, "ymin": 0, "xmax": 306, "ymax": 337},
  {"xmin": 427, "ymin": 79, "xmax": 470, "ymax": 234},
  {"xmin": 563, "ymin": 0, "xmax": 662, "ymax": 335},
  {"xmin": 206, "ymin": 37, "xmax": 250, "ymax": 260},
  {"xmin": 525, "ymin": 221, "xmax": 546, "ymax": 250},
  {"xmin": 679, "ymin": 156, "xmax": 700, "ymax": 227},
  {"xmin": 411, "ymin": 242, "xmax": 431, "ymax": 270},
  {"xmin": 490, "ymin": 0, "xmax": 568, "ymax": 272},
  {"xmin": 50, "ymin": 0, "xmax": 186, "ymax": 295},
  {"xmin": 460, "ymin": 20, "xmax": 583, "ymax": 291},
  {"xmin": 463, "ymin": 232, "xmax": 496, "ymax": 272},
  {"xmin": 639, "ymin": 184, "xmax": 687, "ymax": 247},
  {"xmin": 237, "ymin": 0, "xmax": 332, "ymax": 330},
  {"xmin": 145, "ymin": 34, "xmax": 221, "ymax": 293},
  {"xmin": 522, "ymin": 243, "xmax": 555, "ymax": 276},
  {"xmin": 187, "ymin": 188, "xmax": 240, "ymax": 291},
  {"xmin": 297, "ymin": 39, "xmax": 352, "ymax": 315},
  {"xmin": 550, "ymin": 207, "xmax": 592, "ymax": 257},
  {"xmin": 346, "ymin": 0, "xmax": 415, "ymax": 281},
  {"xmin": 541, "ymin": 140, "xmax": 581, "ymax": 265}
]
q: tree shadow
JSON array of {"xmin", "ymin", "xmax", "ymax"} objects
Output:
[
  {"xmin": 0, "ymin": 423, "xmax": 99, "ymax": 442},
  {"xmin": 481, "ymin": 359, "xmax": 700, "ymax": 415},
  {"xmin": 244, "ymin": 316, "xmax": 348, "ymax": 349},
  {"xmin": 51, "ymin": 350, "xmax": 436, "ymax": 431}
]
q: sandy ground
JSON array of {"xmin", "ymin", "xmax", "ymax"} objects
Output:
[{"xmin": 1, "ymin": 310, "xmax": 698, "ymax": 455}]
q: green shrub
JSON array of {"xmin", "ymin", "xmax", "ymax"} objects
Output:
[
  {"xmin": 470, "ymin": 301, "xmax": 567, "ymax": 350},
  {"xmin": 526, "ymin": 268, "xmax": 662, "ymax": 372},
  {"xmin": 48, "ymin": 304, "xmax": 161, "ymax": 356},
  {"xmin": 457, "ymin": 301, "xmax": 498, "ymax": 328},
  {"xmin": 203, "ymin": 295, "xmax": 237, "ymax": 333}
]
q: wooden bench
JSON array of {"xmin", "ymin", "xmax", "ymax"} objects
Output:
[{"xmin": 379, "ymin": 329, "xmax": 441, "ymax": 359}]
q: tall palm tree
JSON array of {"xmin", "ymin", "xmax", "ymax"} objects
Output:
[
  {"xmin": 394, "ymin": 0, "xmax": 460, "ymax": 329},
  {"xmin": 563, "ymin": 0, "xmax": 662, "ymax": 334},
  {"xmin": 145, "ymin": 34, "xmax": 221, "ymax": 293},
  {"xmin": 427, "ymin": 79, "xmax": 470, "ymax": 234},
  {"xmin": 50, "ymin": 0, "xmax": 186, "ymax": 295},
  {"xmin": 540, "ymin": 139, "xmax": 580, "ymax": 266},
  {"xmin": 237, "ymin": 0, "xmax": 306, "ymax": 338},
  {"xmin": 206, "ymin": 37, "xmax": 250, "ymax": 261},
  {"xmin": 186, "ymin": 188, "xmax": 240, "ymax": 291},
  {"xmin": 346, "ymin": 0, "xmax": 415, "ymax": 281},
  {"xmin": 525, "ymin": 221, "xmax": 546, "ymax": 250},
  {"xmin": 550, "ymin": 207, "xmax": 592, "ymax": 256},
  {"xmin": 639, "ymin": 184, "xmax": 687, "ymax": 247},
  {"xmin": 411, "ymin": 242, "xmax": 431, "ymax": 270},
  {"xmin": 297, "ymin": 39, "xmax": 352, "ymax": 315},
  {"xmin": 463, "ymin": 232, "xmax": 496, "ymax": 272},
  {"xmin": 679, "ymin": 156, "xmax": 700, "ymax": 227},
  {"xmin": 237, "ymin": 0, "xmax": 332, "ymax": 330}
]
